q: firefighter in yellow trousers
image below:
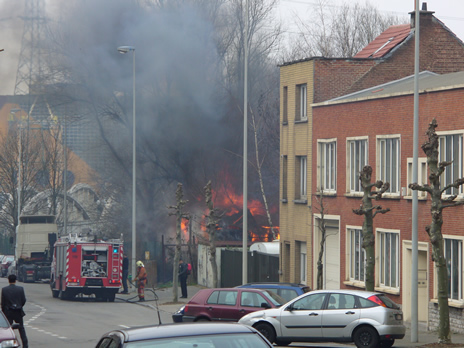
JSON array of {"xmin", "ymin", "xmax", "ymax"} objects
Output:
[{"xmin": 134, "ymin": 261, "xmax": 147, "ymax": 302}]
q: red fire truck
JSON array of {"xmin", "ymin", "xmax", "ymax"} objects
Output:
[{"xmin": 50, "ymin": 234, "xmax": 123, "ymax": 302}]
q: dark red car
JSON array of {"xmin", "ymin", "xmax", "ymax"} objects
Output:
[{"xmin": 174, "ymin": 288, "xmax": 285, "ymax": 323}]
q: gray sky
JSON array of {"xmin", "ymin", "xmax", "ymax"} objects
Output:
[
  {"xmin": 1, "ymin": 0, "xmax": 463, "ymax": 96},
  {"xmin": 280, "ymin": 0, "xmax": 464, "ymax": 41}
]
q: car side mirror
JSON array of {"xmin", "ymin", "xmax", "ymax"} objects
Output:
[
  {"xmin": 11, "ymin": 323, "xmax": 20, "ymax": 330},
  {"xmin": 286, "ymin": 304, "xmax": 294, "ymax": 311},
  {"xmin": 261, "ymin": 302, "xmax": 271, "ymax": 309}
]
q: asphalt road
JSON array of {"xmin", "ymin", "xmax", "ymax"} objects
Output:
[{"xmin": 0, "ymin": 278, "xmax": 171, "ymax": 347}]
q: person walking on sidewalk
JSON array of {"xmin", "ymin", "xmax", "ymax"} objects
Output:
[
  {"xmin": 120, "ymin": 254, "xmax": 129, "ymax": 294},
  {"xmin": 178, "ymin": 259, "xmax": 188, "ymax": 298},
  {"xmin": 134, "ymin": 261, "xmax": 147, "ymax": 302},
  {"xmin": 1, "ymin": 274, "xmax": 28, "ymax": 348}
]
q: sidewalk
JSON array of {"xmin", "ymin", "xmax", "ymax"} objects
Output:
[{"xmin": 148, "ymin": 285, "xmax": 464, "ymax": 347}]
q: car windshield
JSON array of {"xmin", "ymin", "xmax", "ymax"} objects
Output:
[
  {"xmin": 261, "ymin": 290, "xmax": 286, "ymax": 306},
  {"xmin": 125, "ymin": 333, "xmax": 269, "ymax": 348}
]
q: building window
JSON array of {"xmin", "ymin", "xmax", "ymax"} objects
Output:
[
  {"xmin": 295, "ymin": 156, "xmax": 307, "ymax": 200},
  {"xmin": 318, "ymin": 140, "xmax": 336, "ymax": 192},
  {"xmin": 378, "ymin": 230, "xmax": 399, "ymax": 288},
  {"xmin": 349, "ymin": 228, "xmax": 365, "ymax": 282},
  {"xmin": 282, "ymin": 86, "xmax": 288, "ymax": 124},
  {"xmin": 296, "ymin": 84, "xmax": 307, "ymax": 121},
  {"xmin": 300, "ymin": 242, "xmax": 307, "ymax": 284},
  {"xmin": 377, "ymin": 137, "xmax": 400, "ymax": 194},
  {"xmin": 439, "ymin": 134, "xmax": 463, "ymax": 196},
  {"xmin": 444, "ymin": 238, "xmax": 462, "ymax": 300},
  {"xmin": 282, "ymin": 155, "xmax": 288, "ymax": 201},
  {"xmin": 348, "ymin": 138, "xmax": 368, "ymax": 193},
  {"xmin": 407, "ymin": 157, "xmax": 427, "ymax": 198}
]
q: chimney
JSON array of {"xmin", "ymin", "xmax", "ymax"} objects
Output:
[{"xmin": 410, "ymin": 2, "xmax": 435, "ymax": 28}]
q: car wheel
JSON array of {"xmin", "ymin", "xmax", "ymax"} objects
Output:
[
  {"xmin": 380, "ymin": 339, "xmax": 395, "ymax": 348},
  {"xmin": 275, "ymin": 339, "xmax": 291, "ymax": 346},
  {"xmin": 195, "ymin": 317, "xmax": 210, "ymax": 322},
  {"xmin": 254, "ymin": 322, "xmax": 276, "ymax": 344},
  {"xmin": 353, "ymin": 326, "xmax": 379, "ymax": 348}
]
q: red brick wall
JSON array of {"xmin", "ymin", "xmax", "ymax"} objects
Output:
[{"xmin": 312, "ymin": 87, "xmax": 464, "ymax": 305}]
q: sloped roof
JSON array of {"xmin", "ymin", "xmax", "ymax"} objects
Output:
[
  {"xmin": 321, "ymin": 70, "xmax": 464, "ymax": 104},
  {"xmin": 354, "ymin": 24, "xmax": 411, "ymax": 58}
]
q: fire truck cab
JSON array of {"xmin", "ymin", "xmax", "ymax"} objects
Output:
[{"xmin": 50, "ymin": 234, "xmax": 123, "ymax": 302}]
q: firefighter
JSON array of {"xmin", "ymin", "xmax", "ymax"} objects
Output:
[{"xmin": 134, "ymin": 261, "xmax": 147, "ymax": 302}]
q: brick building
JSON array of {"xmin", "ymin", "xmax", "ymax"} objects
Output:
[
  {"xmin": 279, "ymin": 3, "xmax": 464, "ymax": 311},
  {"xmin": 312, "ymin": 70, "xmax": 464, "ymax": 331}
]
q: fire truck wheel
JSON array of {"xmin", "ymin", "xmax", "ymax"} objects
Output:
[
  {"xmin": 59, "ymin": 289, "xmax": 68, "ymax": 300},
  {"xmin": 105, "ymin": 293, "xmax": 116, "ymax": 302}
]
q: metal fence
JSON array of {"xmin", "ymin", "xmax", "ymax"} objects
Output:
[{"xmin": 220, "ymin": 249, "xmax": 279, "ymax": 287}]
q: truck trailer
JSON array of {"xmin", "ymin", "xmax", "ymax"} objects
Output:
[
  {"xmin": 50, "ymin": 234, "xmax": 123, "ymax": 301},
  {"xmin": 15, "ymin": 215, "xmax": 57, "ymax": 283}
]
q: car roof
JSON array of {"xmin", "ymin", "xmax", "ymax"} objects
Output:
[
  {"xmin": 105, "ymin": 322, "xmax": 258, "ymax": 342},
  {"xmin": 239, "ymin": 282, "xmax": 308, "ymax": 288},
  {"xmin": 299, "ymin": 289, "xmax": 380, "ymax": 297}
]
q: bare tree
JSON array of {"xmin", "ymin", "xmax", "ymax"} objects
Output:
[
  {"xmin": 168, "ymin": 183, "xmax": 189, "ymax": 302},
  {"xmin": 352, "ymin": 165, "xmax": 390, "ymax": 291},
  {"xmin": 204, "ymin": 180, "xmax": 222, "ymax": 288},
  {"xmin": 283, "ymin": 0, "xmax": 404, "ymax": 61},
  {"xmin": 314, "ymin": 189, "xmax": 332, "ymax": 290},
  {"xmin": 0, "ymin": 125, "xmax": 42, "ymax": 237},
  {"xmin": 409, "ymin": 119, "xmax": 464, "ymax": 344}
]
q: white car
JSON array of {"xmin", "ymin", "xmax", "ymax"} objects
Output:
[{"xmin": 238, "ymin": 289, "xmax": 405, "ymax": 348}]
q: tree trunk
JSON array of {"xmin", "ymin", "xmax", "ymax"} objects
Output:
[
  {"xmin": 360, "ymin": 167, "xmax": 376, "ymax": 292},
  {"xmin": 205, "ymin": 181, "xmax": 219, "ymax": 288}
]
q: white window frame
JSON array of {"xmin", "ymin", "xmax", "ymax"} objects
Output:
[
  {"xmin": 437, "ymin": 131, "xmax": 463, "ymax": 197},
  {"xmin": 377, "ymin": 229, "xmax": 400, "ymax": 290},
  {"xmin": 443, "ymin": 237, "xmax": 463, "ymax": 301},
  {"xmin": 347, "ymin": 137, "xmax": 368, "ymax": 194},
  {"xmin": 376, "ymin": 135, "xmax": 400, "ymax": 196},
  {"xmin": 297, "ymin": 84, "xmax": 307, "ymax": 121},
  {"xmin": 406, "ymin": 157, "xmax": 428, "ymax": 199},
  {"xmin": 347, "ymin": 227, "xmax": 365, "ymax": 284},
  {"xmin": 300, "ymin": 242, "xmax": 307, "ymax": 284},
  {"xmin": 318, "ymin": 139, "xmax": 337, "ymax": 193},
  {"xmin": 297, "ymin": 156, "xmax": 307, "ymax": 200}
]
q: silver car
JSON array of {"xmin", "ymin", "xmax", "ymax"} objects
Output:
[{"xmin": 238, "ymin": 289, "xmax": 405, "ymax": 348}]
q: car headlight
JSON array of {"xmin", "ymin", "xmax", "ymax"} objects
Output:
[{"xmin": 1, "ymin": 339, "xmax": 20, "ymax": 347}]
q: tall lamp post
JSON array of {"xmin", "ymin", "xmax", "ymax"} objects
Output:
[{"xmin": 117, "ymin": 45, "xmax": 136, "ymax": 279}]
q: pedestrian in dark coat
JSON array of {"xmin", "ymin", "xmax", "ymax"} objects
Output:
[
  {"xmin": 178, "ymin": 259, "xmax": 188, "ymax": 298},
  {"xmin": 1, "ymin": 274, "xmax": 28, "ymax": 348}
]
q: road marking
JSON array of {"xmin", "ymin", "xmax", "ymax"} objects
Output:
[
  {"xmin": 119, "ymin": 325, "xmax": 130, "ymax": 328},
  {"xmin": 24, "ymin": 303, "xmax": 68, "ymax": 340}
]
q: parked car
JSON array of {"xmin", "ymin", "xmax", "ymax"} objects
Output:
[
  {"xmin": 239, "ymin": 289, "xmax": 405, "ymax": 348},
  {"xmin": 172, "ymin": 288, "xmax": 286, "ymax": 323},
  {"xmin": 237, "ymin": 282, "xmax": 311, "ymax": 302},
  {"xmin": 95, "ymin": 322, "xmax": 273, "ymax": 348},
  {"xmin": 0, "ymin": 310, "xmax": 20, "ymax": 347},
  {"xmin": 1, "ymin": 255, "xmax": 14, "ymax": 277},
  {"xmin": 7, "ymin": 260, "xmax": 16, "ymax": 277}
]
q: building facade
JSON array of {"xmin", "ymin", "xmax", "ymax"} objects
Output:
[
  {"xmin": 279, "ymin": 6, "xmax": 464, "ymax": 298},
  {"xmin": 312, "ymin": 71, "xmax": 464, "ymax": 331}
]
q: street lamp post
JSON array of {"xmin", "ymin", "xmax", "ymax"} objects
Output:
[{"xmin": 117, "ymin": 46, "xmax": 137, "ymax": 280}]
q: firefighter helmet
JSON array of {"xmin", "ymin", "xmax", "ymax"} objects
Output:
[{"xmin": 136, "ymin": 261, "xmax": 144, "ymax": 267}]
